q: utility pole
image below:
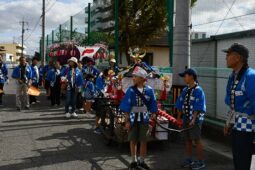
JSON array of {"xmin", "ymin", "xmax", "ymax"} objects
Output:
[
  {"xmin": 41, "ymin": 0, "xmax": 46, "ymax": 65},
  {"xmin": 173, "ymin": 0, "xmax": 191, "ymax": 85},
  {"xmin": 20, "ymin": 19, "xmax": 28, "ymax": 58}
]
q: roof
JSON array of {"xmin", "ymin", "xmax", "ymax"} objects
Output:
[{"xmin": 193, "ymin": 29, "xmax": 255, "ymax": 43}]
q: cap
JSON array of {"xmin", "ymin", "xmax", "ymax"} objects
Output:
[
  {"xmin": 68, "ymin": 57, "xmax": 78, "ymax": 65},
  {"xmin": 179, "ymin": 68, "xmax": 197, "ymax": 80},
  {"xmin": 222, "ymin": 43, "xmax": 249, "ymax": 59},
  {"xmin": 132, "ymin": 66, "xmax": 148, "ymax": 79},
  {"xmin": 110, "ymin": 58, "xmax": 116, "ymax": 63}
]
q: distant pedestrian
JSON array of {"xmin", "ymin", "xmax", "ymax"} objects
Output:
[
  {"xmin": 46, "ymin": 61, "xmax": 62, "ymax": 106},
  {"xmin": 12, "ymin": 56, "xmax": 32, "ymax": 111},
  {"xmin": 223, "ymin": 43, "xmax": 255, "ymax": 170},
  {"xmin": 176, "ymin": 68, "xmax": 206, "ymax": 170},
  {"xmin": 0, "ymin": 54, "xmax": 8, "ymax": 106},
  {"xmin": 61, "ymin": 57, "xmax": 83, "ymax": 118},
  {"xmin": 29, "ymin": 57, "xmax": 40, "ymax": 104}
]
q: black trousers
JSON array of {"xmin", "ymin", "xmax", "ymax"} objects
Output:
[
  {"xmin": 50, "ymin": 84, "xmax": 61, "ymax": 106},
  {"xmin": 29, "ymin": 84, "xmax": 38, "ymax": 104},
  {"xmin": 0, "ymin": 83, "xmax": 4, "ymax": 104},
  {"xmin": 231, "ymin": 130, "xmax": 255, "ymax": 170}
]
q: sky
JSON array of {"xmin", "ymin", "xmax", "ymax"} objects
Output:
[
  {"xmin": 0, "ymin": 0, "xmax": 255, "ymax": 55},
  {"xmin": 0, "ymin": 0, "xmax": 92, "ymax": 55}
]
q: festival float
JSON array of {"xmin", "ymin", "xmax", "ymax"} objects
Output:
[{"xmin": 95, "ymin": 48, "xmax": 185, "ymax": 144}]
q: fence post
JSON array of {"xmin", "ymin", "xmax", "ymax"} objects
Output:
[
  {"xmin": 114, "ymin": 0, "xmax": 119, "ymax": 64},
  {"xmin": 70, "ymin": 16, "xmax": 73, "ymax": 40},
  {"xmin": 87, "ymin": 3, "xmax": 91, "ymax": 45},
  {"xmin": 167, "ymin": 0, "xmax": 174, "ymax": 67},
  {"xmin": 52, "ymin": 30, "xmax": 54, "ymax": 43},
  {"xmin": 59, "ymin": 24, "xmax": 62, "ymax": 42}
]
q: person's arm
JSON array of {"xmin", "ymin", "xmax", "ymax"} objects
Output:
[{"xmin": 245, "ymin": 73, "xmax": 255, "ymax": 115}]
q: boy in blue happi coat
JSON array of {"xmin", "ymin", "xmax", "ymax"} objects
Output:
[
  {"xmin": 176, "ymin": 68, "xmax": 206, "ymax": 170},
  {"xmin": 120, "ymin": 66, "xmax": 158, "ymax": 170},
  {"xmin": 29, "ymin": 57, "xmax": 40, "ymax": 104}
]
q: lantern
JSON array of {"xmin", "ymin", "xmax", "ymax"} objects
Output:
[{"xmin": 70, "ymin": 49, "xmax": 76, "ymax": 57}]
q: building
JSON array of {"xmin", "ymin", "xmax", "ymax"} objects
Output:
[
  {"xmin": 0, "ymin": 43, "xmax": 26, "ymax": 63},
  {"xmin": 86, "ymin": 0, "xmax": 114, "ymax": 32},
  {"xmin": 191, "ymin": 31, "xmax": 206, "ymax": 40}
]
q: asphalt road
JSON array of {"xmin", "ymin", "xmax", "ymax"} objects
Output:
[{"xmin": 0, "ymin": 74, "xmax": 234, "ymax": 170}]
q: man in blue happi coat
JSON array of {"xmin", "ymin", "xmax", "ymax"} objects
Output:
[
  {"xmin": 223, "ymin": 43, "xmax": 255, "ymax": 170},
  {"xmin": 0, "ymin": 54, "xmax": 8, "ymax": 106}
]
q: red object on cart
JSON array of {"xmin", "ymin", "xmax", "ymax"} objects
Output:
[{"xmin": 157, "ymin": 109, "xmax": 183, "ymax": 128}]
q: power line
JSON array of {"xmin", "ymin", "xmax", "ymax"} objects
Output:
[
  {"xmin": 197, "ymin": 0, "xmax": 238, "ymax": 66},
  {"xmin": 24, "ymin": 16, "xmax": 42, "ymax": 41},
  {"xmin": 193, "ymin": 11, "xmax": 255, "ymax": 27},
  {"xmin": 45, "ymin": 0, "xmax": 57, "ymax": 13}
]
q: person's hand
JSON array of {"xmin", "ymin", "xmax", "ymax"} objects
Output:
[
  {"xmin": 176, "ymin": 118, "xmax": 183, "ymax": 128},
  {"xmin": 224, "ymin": 124, "xmax": 230, "ymax": 136},
  {"xmin": 151, "ymin": 113, "xmax": 157, "ymax": 120},
  {"xmin": 18, "ymin": 79, "xmax": 23, "ymax": 84},
  {"xmin": 6, "ymin": 79, "xmax": 9, "ymax": 84},
  {"xmin": 189, "ymin": 119, "xmax": 195, "ymax": 127},
  {"xmin": 125, "ymin": 121, "xmax": 131, "ymax": 132}
]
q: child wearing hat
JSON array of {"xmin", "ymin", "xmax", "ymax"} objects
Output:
[
  {"xmin": 175, "ymin": 68, "xmax": 206, "ymax": 170},
  {"xmin": 61, "ymin": 57, "xmax": 83, "ymax": 118},
  {"xmin": 120, "ymin": 66, "xmax": 158, "ymax": 170}
]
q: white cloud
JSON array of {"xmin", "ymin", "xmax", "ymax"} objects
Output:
[{"xmin": 0, "ymin": 0, "xmax": 92, "ymax": 55}]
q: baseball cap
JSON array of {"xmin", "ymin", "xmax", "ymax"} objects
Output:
[
  {"xmin": 222, "ymin": 43, "xmax": 249, "ymax": 59},
  {"xmin": 179, "ymin": 68, "xmax": 197, "ymax": 80}
]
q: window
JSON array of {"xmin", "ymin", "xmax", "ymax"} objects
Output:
[
  {"xmin": 195, "ymin": 33, "xmax": 198, "ymax": 39},
  {"xmin": 202, "ymin": 33, "xmax": 206, "ymax": 39},
  {"xmin": 142, "ymin": 52, "xmax": 153, "ymax": 66}
]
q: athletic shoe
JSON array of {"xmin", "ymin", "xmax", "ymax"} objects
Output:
[
  {"xmin": 191, "ymin": 160, "xmax": 206, "ymax": 170},
  {"xmin": 181, "ymin": 158, "xmax": 194, "ymax": 168},
  {"xmin": 137, "ymin": 162, "xmax": 151, "ymax": 170},
  {"xmin": 65, "ymin": 112, "xmax": 71, "ymax": 118},
  {"xmin": 129, "ymin": 162, "xmax": 138, "ymax": 170},
  {"xmin": 25, "ymin": 106, "xmax": 30, "ymax": 110},
  {"xmin": 16, "ymin": 107, "xmax": 21, "ymax": 111},
  {"xmin": 94, "ymin": 127, "xmax": 102, "ymax": 134},
  {"xmin": 72, "ymin": 112, "xmax": 78, "ymax": 118},
  {"xmin": 31, "ymin": 102, "xmax": 36, "ymax": 105}
]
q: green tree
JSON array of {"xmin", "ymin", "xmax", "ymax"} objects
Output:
[
  {"xmin": 82, "ymin": 31, "xmax": 114, "ymax": 46},
  {"xmin": 111, "ymin": 0, "xmax": 168, "ymax": 64}
]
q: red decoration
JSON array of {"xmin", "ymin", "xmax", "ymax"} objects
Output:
[
  {"xmin": 159, "ymin": 87, "xmax": 167, "ymax": 101},
  {"xmin": 157, "ymin": 109, "xmax": 183, "ymax": 128},
  {"xmin": 70, "ymin": 49, "xmax": 76, "ymax": 57},
  {"xmin": 60, "ymin": 49, "xmax": 67, "ymax": 56}
]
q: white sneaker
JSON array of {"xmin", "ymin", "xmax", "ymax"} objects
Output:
[
  {"xmin": 87, "ymin": 112, "xmax": 96, "ymax": 118},
  {"xmin": 72, "ymin": 112, "xmax": 78, "ymax": 118},
  {"xmin": 65, "ymin": 112, "xmax": 71, "ymax": 118}
]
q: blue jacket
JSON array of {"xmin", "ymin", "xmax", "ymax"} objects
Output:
[
  {"xmin": 95, "ymin": 75, "xmax": 106, "ymax": 91},
  {"xmin": 61, "ymin": 67, "xmax": 83, "ymax": 88},
  {"xmin": 46, "ymin": 68, "xmax": 61, "ymax": 87},
  {"xmin": 82, "ymin": 66, "xmax": 99, "ymax": 77},
  {"xmin": 176, "ymin": 85, "xmax": 206, "ymax": 125},
  {"xmin": 12, "ymin": 65, "xmax": 32, "ymax": 80},
  {"xmin": 120, "ymin": 85, "xmax": 158, "ymax": 126},
  {"xmin": 0, "ymin": 63, "xmax": 8, "ymax": 83},
  {"xmin": 41, "ymin": 65, "xmax": 52, "ymax": 79},
  {"xmin": 30, "ymin": 65, "xmax": 39, "ymax": 85},
  {"xmin": 225, "ymin": 68, "xmax": 255, "ymax": 116}
]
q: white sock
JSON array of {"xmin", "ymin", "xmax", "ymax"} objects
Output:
[{"xmin": 132, "ymin": 155, "xmax": 137, "ymax": 162}]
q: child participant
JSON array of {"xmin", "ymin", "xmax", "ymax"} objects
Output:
[
  {"xmin": 120, "ymin": 66, "xmax": 158, "ymax": 170},
  {"xmin": 82, "ymin": 73, "xmax": 96, "ymax": 119},
  {"xmin": 175, "ymin": 68, "xmax": 206, "ymax": 170}
]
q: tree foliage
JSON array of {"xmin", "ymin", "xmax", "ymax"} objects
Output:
[
  {"xmin": 111, "ymin": 0, "xmax": 168, "ymax": 64},
  {"xmin": 82, "ymin": 31, "xmax": 114, "ymax": 46}
]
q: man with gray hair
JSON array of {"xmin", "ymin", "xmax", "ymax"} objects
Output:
[
  {"xmin": 12, "ymin": 56, "xmax": 32, "ymax": 111},
  {"xmin": 223, "ymin": 43, "xmax": 255, "ymax": 170}
]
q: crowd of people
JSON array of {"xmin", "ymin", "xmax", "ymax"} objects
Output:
[{"xmin": 0, "ymin": 43, "xmax": 254, "ymax": 170}]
